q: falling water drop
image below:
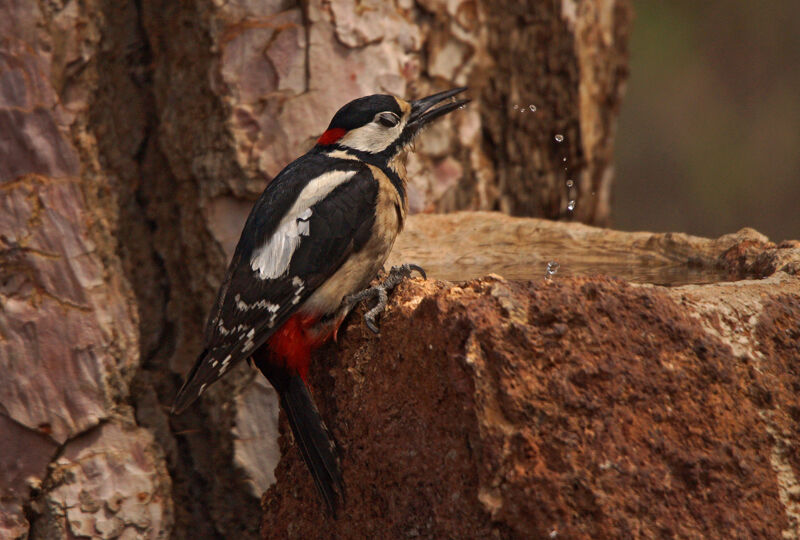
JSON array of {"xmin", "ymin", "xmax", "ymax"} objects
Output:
[
  {"xmin": 554, "ymin": 134, "xmax": 564, "ymax": 143},
  {"xmin": 513, "ymin": 104, "xmax": 519, "ymax": 111},
  {"xmin": 529, "ymin": 104, "xmax": 537, "ymax": 112},
  {"xmin": 566, "ymin": 179, "xmax": 574, "ymax": 188},
  {"xmin": 545, "ymin": 261, "xmax": 560, "ymax": 281},
  {"xmin": 567, "ymin": 200, "xmax": 576, "ymax": 211}
]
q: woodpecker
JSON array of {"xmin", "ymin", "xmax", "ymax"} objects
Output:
[{"xmin": 172, "ymin": 87, "xmax": 469, "ymax": 515}]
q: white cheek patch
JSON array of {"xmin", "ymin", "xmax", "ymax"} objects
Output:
[
  {"xmin": 250, "ymin": 170, "xmax": 357, "ymax": 279},
  {"xmin": 339, "ymin": 120, "xmax": 405, "ymax": 153}
]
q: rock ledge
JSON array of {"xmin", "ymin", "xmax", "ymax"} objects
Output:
[{"xmin": 262, "ymin": 270, "xmax": 800, "ymax": 539}]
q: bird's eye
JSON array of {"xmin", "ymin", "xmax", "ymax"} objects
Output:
[{"xmin": 376, "ymin": 112, "xmax": 400, "ymax": 128}]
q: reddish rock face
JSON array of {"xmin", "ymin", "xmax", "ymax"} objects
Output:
[{"xmin": 262, "ymin": 275, "xmax": 799, "ymax": 539}]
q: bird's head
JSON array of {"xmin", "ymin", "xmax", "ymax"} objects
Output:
[{"xmin": 315, "ymin": 87, "xmax": 469, "ymax": 163}]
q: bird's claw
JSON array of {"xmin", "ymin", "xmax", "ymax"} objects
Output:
[
  {"xmin": 362, "ymin": 287, "xmax": 388, "ymax": 334},
  {"xmin": 388, "ymin": 263, "xmax": 426, "ymax": 284},
  {"xmin": 344, "ymin": 263, "xmax": 426, "ymax": 334}
]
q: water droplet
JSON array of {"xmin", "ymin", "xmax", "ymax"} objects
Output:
[
  {"xmin": 567, "ymin": 200, "xmax": 576, "ymax": 211},
  {"xmin": 554, "ymin": 134, "xmax": 564, "ymax": 143},
  {"xmin": 545, "ymin": 261, "xmax": 560, "ymax": 281},
  {"xmin": 529, "ymin": 104, "xmax": 537, "ymax": 112},
  {"xmin": 562, "ymin": 157, "xmax": 567, "ymax": 162},
  {"xmin": 566, "ymin": 179, "xmax": 574, "ymax": 188},
  {"xmin": 513, "ymin": 104, "xmax": 519, "ymax": 110}
]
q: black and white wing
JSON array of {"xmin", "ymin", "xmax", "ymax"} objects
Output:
[{"xmin": 172, "ymin": 156, "xmax": 378, "ymax": 413}]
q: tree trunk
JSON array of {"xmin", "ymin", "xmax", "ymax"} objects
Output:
[
  {"xmin": 480, "ymin": 0, "xmax": 630, "ymax": 224},
  {"xmin": 0, "ymin": 0, "xmax": 630, "ymax": 537}
]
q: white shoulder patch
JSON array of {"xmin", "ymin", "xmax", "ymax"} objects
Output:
[{"xmin": 250, "ymin": 169, "xmax": 357, "ymax": 280}]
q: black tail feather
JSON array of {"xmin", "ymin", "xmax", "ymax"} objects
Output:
[
  {"xmin": 171, "ymin": 348, "xmax": 209, "ymax": 414},
  {"xmin": 253, "ymin": 351, "xmax": 343, "ymax": 516},
  {"xmin": 279, "ymin": 376, "xmax": 344, "ymax": 516}
]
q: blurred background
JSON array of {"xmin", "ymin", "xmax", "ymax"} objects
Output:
[{"xmin": 614, "ymin": 0, "xmax": 800, "ymax": 242}]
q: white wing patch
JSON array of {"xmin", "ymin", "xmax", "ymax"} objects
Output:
[
  {"xmin": 250, "ymin": 207, "xmax": 311, "ymax": 280},
  {"xmin": 217, "ymin": 319, "xmax": 251, "ymax": 336},
  {"xmin": 219, "ymin": 354, "xmax": 232, "ymax": 375},
  {"xmin": 291, "ymin": 276, "xmax": 305, "ymax": 304},
  {"xmin": 242, "ymin": 328, "xmax": 256, "ymax": 353},
  {"xmin": 234, "ymin": 293, "xmax": 280, "ymax": 313},
  {"xmin": 250, "ymin": 169, "xmax": 357, "ymax": 280}
]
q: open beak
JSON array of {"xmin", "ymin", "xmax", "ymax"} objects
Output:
[{"xmin": 407, "ymin": 87, "xmax": 470, "ymax": 133}]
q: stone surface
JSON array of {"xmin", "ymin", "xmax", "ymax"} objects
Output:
[
  {"xmin": 261, "ymin": 271, "xmax": 800, "ymax": 539},
  {"xmin": 388, "ymin": 211, "xmax": 800, "ymax": 285}
]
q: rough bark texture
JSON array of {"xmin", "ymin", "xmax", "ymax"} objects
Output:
[
  {"xmin": 481, "ymin": 0, "xmax": 630, "ymax": 224},
  {"xmin": 1, "ymin": 0, "xmax": 630, "ymax": 538},
  {"xmin": 0, "ymin": 1, "xmax": 168, "ymax": 537},
  {"xmin": 262, "ymin": 270, "xmax": 800, "ymax": 539}
]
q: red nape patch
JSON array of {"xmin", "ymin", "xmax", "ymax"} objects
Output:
[
  {"xmin": 317, "ymin": 127, "xmax": 346, "ymax": 146},
  {"xmin": 267, "ymin": 313, "xmax": 330, "ymax": 383}
]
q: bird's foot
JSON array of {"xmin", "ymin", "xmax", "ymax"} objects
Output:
[{"xmin": 343, "ymin": 263, "xmax": 426, "ymax": 334}]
